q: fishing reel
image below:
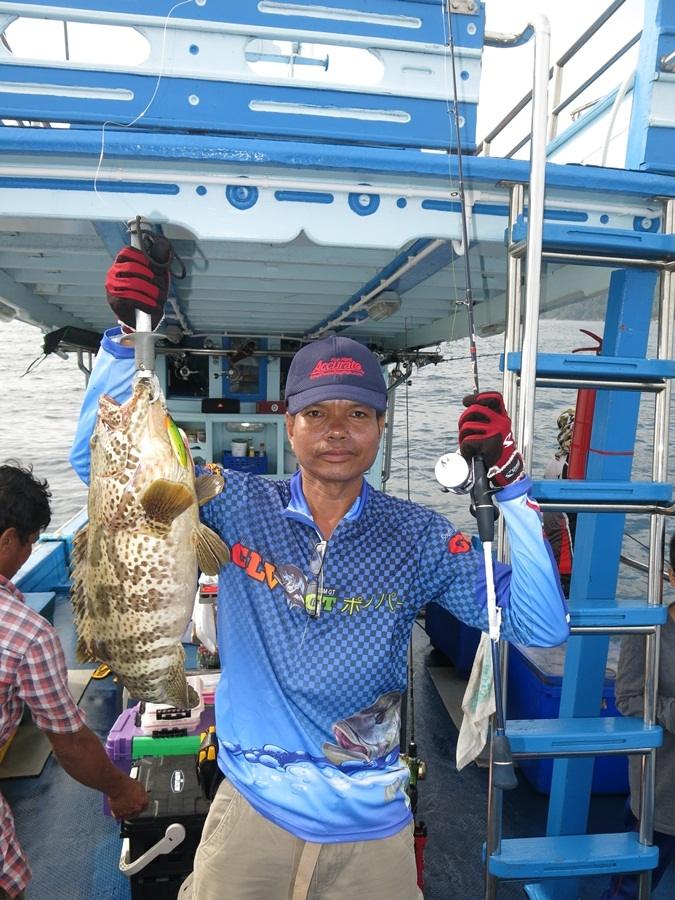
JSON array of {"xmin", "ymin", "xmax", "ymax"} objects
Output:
[
  {"xmin": 434, "ymin": 450, "xmax": 474, "ymax": 495},
  {"xmin": 435, "ymin": 451, "xmax": 500, "ymax": 528},
  {"xmin": 402, "ymin": 742, "xmax": 428, "ymax": 787}
]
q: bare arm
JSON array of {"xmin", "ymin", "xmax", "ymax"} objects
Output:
[{"xmin": 45, "ymin": 725, "xmax": 148, "ymax": 818}]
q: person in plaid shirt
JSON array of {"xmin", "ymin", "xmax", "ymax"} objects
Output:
[{"xmin": 0, "ymin": 463, "xmax": 148, "ymax": 899}]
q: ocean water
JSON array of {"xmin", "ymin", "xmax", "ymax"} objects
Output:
[
  {"xmin": 2, "ymin": 318, "xmax": 88, "ymax": 526},
  {"xmin": 1, "ymin": 315, "xmax": 672, "ymax": 595}
]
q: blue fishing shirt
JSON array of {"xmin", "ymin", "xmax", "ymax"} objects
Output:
[
  {"xmin": 70, "ymin": 327, "xmax": 135, "ymax": 485},
  {"xmin": 70, "ymin": 333, "xmax": 569, "ymax": 843}
]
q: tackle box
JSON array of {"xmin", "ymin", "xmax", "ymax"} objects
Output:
[
  {"xmin": 106, "ymin": 703, "xmax": 216, "ymax": 776},
  {"xmin": 507, "ymin": 642, "xmax": 629, "ymax": 795},
  {"xmin": 140, "ymin": 695, "xmax": 205, "ymax": 735},
  {"xmin": 120, "ymin": 754, "xmax": 210, "ymax": 900}
]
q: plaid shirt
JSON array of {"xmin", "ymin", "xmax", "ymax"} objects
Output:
[{"xmin": 0, "ymin": 575, "xmax": 85, "ymax": 896}]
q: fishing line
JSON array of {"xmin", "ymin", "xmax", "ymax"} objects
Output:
[
  {"xmin": 438, "ymin": 2, "xmax": 467, "ymax": 353},
  {"xmin": 440, "ymin": 2, "xmax": 517, "ymax": 791},
  {"xmin": 625, "ymin": 530, "xmax": 650, "ymax": 553},
  {"xmin": 443, "ymin": 3, "xmax": 479, "ymax": 394},
  {"xmin": 93, "ymin": 0, "xmax": 194, "ymax": 218},
  {"xmin": 404, "ymin": 317, "xmax": 412, "ymax": 504},
  {"xmin": 402, "ymin": 321, "xmax": 419, "ymax": 805}
]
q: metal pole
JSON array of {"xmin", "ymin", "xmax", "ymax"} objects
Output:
[
  {"xmin": 381, "ymin": 370, "xmax": 399, "ymax": 491},
  {"xmin": 638, "ymin": 197, "xmax": 675, "ymax": 898},
  {"xmin": 484, "ymin": 725, "xmax": 503, "ymax": 900},
  {"xmin": 127, "ymin": 216, "xmax": 157, "ymax": 373},
  {"xmin": 498, "ymin": 184, "xmax": 524, "ymax": 556},
  {"xmin": 547, "ymin": 63, "xmax": 563, "ymax": 142},
  {"xmin": 517, "ymin": 16, "xmax": 551, "ymax": 471}
]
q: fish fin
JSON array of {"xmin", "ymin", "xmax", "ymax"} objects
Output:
[
  {"xmin": 193, "ymin": 523, "xmax": 230, "ymax": 576},
  {"xmin": 195, "ymin": 472, "xmax": 225, "ymax": 507},
  {"xmin": 140, "ymin": 479, "xmax": 194, "ymax": 527},
  {"xmin": 75, "ymin": 638, "xmax": 97, "ymax": 664},
  {"xmin": 70, "ymin": 525, "xmax": 94, "ymax": 653}
]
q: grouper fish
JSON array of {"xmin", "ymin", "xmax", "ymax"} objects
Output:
[{"xmin": 71, "ymin": 373, "xmax": 230, "ymax": 708}]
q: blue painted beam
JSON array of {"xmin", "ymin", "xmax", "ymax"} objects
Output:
[
  {"xmin": 626, "ymin": 0, "xmax": 675, "ymax": 173},
  {"xmin": 3, "ymin": 0, "xmax": 480, "ymax": 47},
  {"xmin": 2, "ymin": 128, "xmax": 675, "ymax": 200}
]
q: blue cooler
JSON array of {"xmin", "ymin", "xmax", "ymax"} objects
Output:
[
  {"xmin": 425, "ymin": 604, "xmax": 481, "ymax": 675},
  {"xmin": 222, "ymin": 451, "xmax": 267, "ymax": 475},
  {"xmin": 507, "ymin": 642, "xmax": 629, "ymax": 794}
]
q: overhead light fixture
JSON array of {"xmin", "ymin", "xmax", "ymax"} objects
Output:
[
  {"xmin": 226, "ymin": 422, "xmax": 266, "ymax": 433},
  {"xmin": 365, "ymin": 291, "xmax": 401, "ymax": 322}
]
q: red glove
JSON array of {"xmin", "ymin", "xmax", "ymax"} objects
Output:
[
  {"xmin": 458, "ymin": 391, "xmax": 525, "ymax": 488},
  {"xmin": 105, "ymin": 245, "xmax": 170, "ymax": 330}
]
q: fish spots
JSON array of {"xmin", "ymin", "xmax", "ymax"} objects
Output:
[
  {"xmin": 92, "ymin": 639, "xmax": 111, "ymax": 661},
  {"xmin": 93, "ymin": 585, "xmax": 113, "ymax": 619},
  {"xmin": 89, "ymin": 526, "xmax": 105, "ymax": 568},
  {"xmin": 72, "ymin": 373, "xmax": 204, "ymax": 705}
]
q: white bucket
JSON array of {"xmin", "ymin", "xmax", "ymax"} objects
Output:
[{"xmin": 231, "ymin": 439, "xmax": 248, "ymax": 457}]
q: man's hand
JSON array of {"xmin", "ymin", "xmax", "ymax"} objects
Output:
[
  {"xmin": 105, "ymin": 246, "xmax": 169, "ymax": 330},
  {"xmin": 108, "ymin": 775, "xmax": 149, "ymax": 819},
  {"xmin": 458, "ymin": 391, "xmax": 525, "ymax": 488}
]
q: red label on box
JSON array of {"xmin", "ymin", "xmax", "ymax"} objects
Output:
[{"xmin": 256, "ymin": 401, "xmax": 286, "ymax": 414}]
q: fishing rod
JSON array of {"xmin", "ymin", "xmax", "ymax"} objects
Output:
[{"xmin": 434, "ymin": 9, "xmax": 517, "ymax": 792}]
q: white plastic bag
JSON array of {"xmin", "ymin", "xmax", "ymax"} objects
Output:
[
  {"xmin": 192, "ymin": 576, "xmax": 218, "ymax": 654},
  {"xmin": 456, "ymin": 632, "xmax": 495, "ymax": 770}
]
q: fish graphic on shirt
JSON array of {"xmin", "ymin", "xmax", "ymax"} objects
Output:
[{"xmin": 323, "ymin": 691, "xmax": 401, "ymax": 765}]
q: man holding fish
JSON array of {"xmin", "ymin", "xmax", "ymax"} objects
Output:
[{"xmin": 71, "ymin": 244, "xmax": 568, "ymax": 899}]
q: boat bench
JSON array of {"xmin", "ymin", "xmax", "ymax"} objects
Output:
[{"xmin": 24, "ymin": 591, "xmax": 56, "ymax": 625}]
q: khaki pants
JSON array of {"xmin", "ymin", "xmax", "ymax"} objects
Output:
[{"xmin": 179, "ymin": 779, "xmax": 423, "ymax": 900}]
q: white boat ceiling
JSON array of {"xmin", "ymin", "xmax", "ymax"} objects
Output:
[{"xmin": 0, "ymin": 145, "xmax": 670, "ymax": 353}]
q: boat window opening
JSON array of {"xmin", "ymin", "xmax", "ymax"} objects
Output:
[
  {"xmin": 245, "ymin": 39, "xmax": 383, "ymax": 87},
  {"xmin": 3, "ymin": 18, "xmax": 149, "ymax": 67}
]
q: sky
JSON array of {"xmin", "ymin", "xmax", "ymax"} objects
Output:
[
  {"xmin": 2, "ymin": 0, "xmax": 645, "ymax": 157},
  {"xmin": 479, "ymin": 0, "xmax": 643, "ymax": 154}
]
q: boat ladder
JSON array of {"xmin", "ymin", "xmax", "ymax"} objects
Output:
[{"xmin": 482, "ymin": 2, "xmax": 675, "ymax": 897}]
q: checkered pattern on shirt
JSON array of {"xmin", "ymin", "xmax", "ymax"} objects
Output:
[
  {"xmin": 202, "ymin": 472, "xmax": 488, "ymax": 742},
  {"xmin": 200, "ymin": 470, "xmax": 565, "ymax": 841},
  {"xmin": 0, "ymin": 576, "xmax": 85, "ymax": 895}
]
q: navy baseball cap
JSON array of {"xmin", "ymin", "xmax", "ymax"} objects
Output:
[{"xmin": 285, "ymin": 335, "xmax": 387, "ymax": 414}]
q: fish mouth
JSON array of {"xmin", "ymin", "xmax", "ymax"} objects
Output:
[
  {"xmin": 334, "ymin": 724, "xmax": 370, "ymax": 759},
  {"xmin": 98, "ymin": 374, "xmax": 159, "ymax": 428}
]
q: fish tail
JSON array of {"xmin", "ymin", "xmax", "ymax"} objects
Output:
[{"xmin": 165, "ymin": 661, "xmax": 200, "ymax": 710}]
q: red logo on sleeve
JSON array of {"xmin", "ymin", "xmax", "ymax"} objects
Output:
[{"xmin": 448, "ymin": 533, "xmax": 471, "ymax": 554}]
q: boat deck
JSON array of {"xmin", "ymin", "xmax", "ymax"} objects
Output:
[{"xmin": 3, "ymin": 592, "xmax": 673, "ymax": 900}]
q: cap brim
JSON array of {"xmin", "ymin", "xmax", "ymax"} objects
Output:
[{"xmin": 287, "ymin": 384, "xmax": 387, "ymax": 414}]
